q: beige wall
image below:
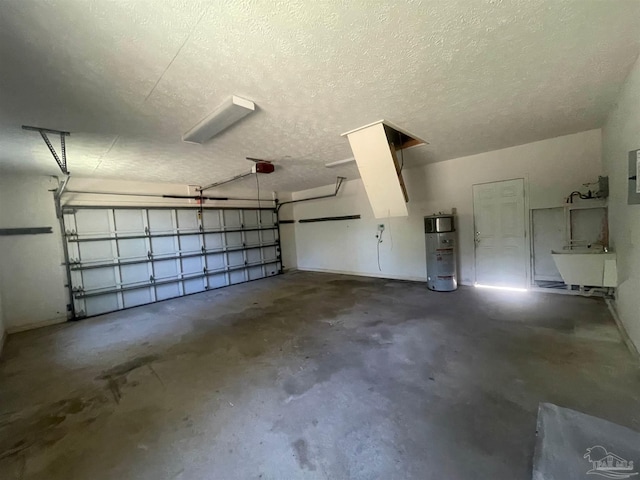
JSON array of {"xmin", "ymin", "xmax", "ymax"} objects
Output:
[
  {"xmin": 292, "ymin": 129, "xmax": 603, "ymax": 285},
  {"xmin": 0, "ymin": 175, "xmax": 68, "ymax": 332},
  {"xmin": 602, "ymin": 54, "xmax": 640, "ymax": 351}
]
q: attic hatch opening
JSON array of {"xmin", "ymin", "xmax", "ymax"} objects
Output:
[
  {"xmin": 342, "ymin": 120, "xmax": 427, "ymax": 218},
  {"xmin": 383, "ymin": 126, "xmax": 423, "ymax": 203}
]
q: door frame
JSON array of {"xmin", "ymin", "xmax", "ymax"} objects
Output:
[{"xmin": 472, "ymin": 176, "xmax": 531, "ymax": 288}]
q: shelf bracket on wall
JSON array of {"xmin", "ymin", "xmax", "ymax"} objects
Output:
[{"xmin": 22, "ymin": 125, "xmax": 71, "ymax": 175}]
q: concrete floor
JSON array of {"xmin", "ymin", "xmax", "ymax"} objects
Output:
[{"xmin": 0, "ymin": 271, "xmax": 639, "ymax": 479}]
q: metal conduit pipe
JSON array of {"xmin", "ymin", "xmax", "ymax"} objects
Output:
[
  {"xmin": 276, "ymin": 176, "xmax": 346, "ymax": 212},
  {"xmin": 198, "ymin": 171, "xmax": 254, "ymax": 192},
  {"xmin": 60, "ymin": 189, "xmax": 275, "ymax": 204}
]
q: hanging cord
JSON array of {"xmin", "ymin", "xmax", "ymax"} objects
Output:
[
  {"xmin": 386, "ymin": 209, "xmax": 393, "ymax": 252},
  {"xmin": 255, "ymin": 172, "xmax": 262, "ymax": 226},
  {"xmin": 376, "ymin": 228, "xmax": 384, "ymax": 271}
]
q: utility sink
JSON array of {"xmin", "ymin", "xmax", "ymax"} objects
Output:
[{"xmin": 551, "ymin": 250, "xmax": 617, "ymax": 287}]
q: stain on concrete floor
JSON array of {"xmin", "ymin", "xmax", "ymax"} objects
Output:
[{"xmin": 0, "ymin": 271, "xmax": 638, "ymax": 479}]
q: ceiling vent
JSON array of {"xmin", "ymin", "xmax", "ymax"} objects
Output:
[{"xmin": 342, "ymin": 120, "xmax": 427, "ymax": 218}]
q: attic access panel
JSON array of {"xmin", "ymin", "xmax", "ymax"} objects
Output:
[{"xmin": 342, "ymin": 120, "xmax": 427, "ymax": 218}]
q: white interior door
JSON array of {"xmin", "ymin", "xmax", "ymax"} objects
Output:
[{"xmin": 473, "ymin": 179, "xmax": 527, "ymax": 288}]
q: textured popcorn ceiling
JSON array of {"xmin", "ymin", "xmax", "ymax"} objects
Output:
[{"xmin": 0, "ymin": 0, "xmax": 639, "ymax": 192}]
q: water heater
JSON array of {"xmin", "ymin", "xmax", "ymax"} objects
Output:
[{"xmin": 425, "ymin": 215, "xmax": 457, "ymax": 292}]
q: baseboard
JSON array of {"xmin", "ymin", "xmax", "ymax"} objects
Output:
[
  {"xmin": 6, "ymin": 316, "xmax": 67, "ymax": 334},
  {"xmin": 606, "ymin": 298, "xmax": 640, "ymax": 361},
  {"xmin": 296, "ymin": 266, "xmax": 427, "ymax": 283}
]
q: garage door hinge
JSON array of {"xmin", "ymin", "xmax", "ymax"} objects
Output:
[
  {"xmin": 147, "ymin": 251, "xmax": 152, "ymax": 259},
  {"xmin": 144, "ymin": 227, "xmax": 149, "ymax": 235},
  {"xmin": 201, "ymin": 246, "xmax": 205, "ymax": 253},
  {"xmin": 149, "ymin": 275, "xmax": 155, "ymax": 283}
]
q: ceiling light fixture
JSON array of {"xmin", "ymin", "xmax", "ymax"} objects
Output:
[
  {"xmin": 182, "ymin": 95, "xmax": 255, "ymax": 144},
  {"xmin": 325, "ymin": 157, "xmax": 356, "ymax": 168}
]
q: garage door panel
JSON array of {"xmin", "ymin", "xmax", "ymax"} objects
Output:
[
  {"xmin": 65, "ymin": 207, "xmax": 281, "ymax": 319},
  {"xmin": 182, "ymin": 257, "xmax": 203, "ymax": 274},
  {"xmin": 179, "ymin": 235, "xmax": 201, "ymax": 253},
  {"xmin": 243, "ymin": 210, "xmax": 259, "ymax": 227},
  {"xmin": 204, "ymin": 233, "xmax": 223, "ymax": 250},
  {"xmin": 85, "ymin": 294, "xmax": 119, "ymax": 316},
  {"xmin": 75, "ymin": 210, "xmax": 111, "ymax": 234},
  {"xmin": 177, "ymin": 210, "xmax": 199, "ymax": 231},
  {"xmin": 184, "ymin": 278, "xmax": 205, "ymax": 294},
  {"xmin": 123, "ymin": 289, "xmax": 152, "ymax": 308},
  {"xmin": 151, "ymin": 237, "xmax": 175, "ymax": 255},
  {"xmin": 63, "ymin": 213, "xmax": 77, "ymax": 232},
  {"xmin": 114, "ymin": 210, "xmax": 144, "ymax": 233},
  {"xmin": 225, "ymin": 232, "xmax": 243, "ymax": 247},
  {"xmin": 260, "ymin": 210, "xmax": 275, "ymax": 226},
  {"xmin": 207, "ymin": 273, "xmax": 227, "ymax": 289},
  {"xmin": 229, "ymin": 270, "xmax": 246, "ymax": 284},
  {"xmin": 148, "ymin": 210, "xmax": 173, "ymax": 232},
  {"xmin": 206, "ymin": 253, "xmax": 225, "ymax": 270},
  {"xmin": 262, "ymin": 246, "xmax": 277, "ymax": 261},
  {"xmin": 79, "ymin": 241, "xmax": 114, "ymax": 262},
  {"xmin": 227, "ymin": 251, "xmax": 244, "ymax": 267},
  {"xmin": 247, "ymin": 249, "xmax": 262, "ymax": 263},
  {"xmin": 156, "ymin": 283, "xmax": 180, "ymax": 300},
  {"xmin": 118, "ymin": 238, "xmax": 147, "ymax": 259},
  {"xmin": 202, "ymin": 210, "xmax": 221, "ymax": 229},
  {"xmin": 223, "ymin": 210, "xmax": 241, "ymax": 228},
  {"xmin": 154, "ymin": 260, "xmax": 178, "ymax": 279},
  {"xmin": 248, "ymin": 266, "xmax": 264, "ymax": 280},
  {"xmin": 83, "ymin": 267, "xmax": 117, "ymax": 290},
  {"xmin": 261, "ymin": 230, "xmax": 276, "ymax": 243},
  {"xmin": 244, "ymin": 231, "xmax": 260, "ymax": 245},
  {"xmin": 120, "ymin": 264, "xmax": 149, "ymax": 285}
]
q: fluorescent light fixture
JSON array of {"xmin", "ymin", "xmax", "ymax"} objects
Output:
[
  {"xmin": 474, "ymin": 283, "xmax": 528, "ymax": 292},
  {"xmin": 182, "ymin": 95, "xmax": 255, "ymax": 144},
  {"xmin": 325, "ymin": 157, "xmax": 355, "ymax": 168}
]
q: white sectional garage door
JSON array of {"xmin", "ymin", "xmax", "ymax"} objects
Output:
[{"xmin": 62, "ymin": 206, "xmax": 281, "ymax": 318}]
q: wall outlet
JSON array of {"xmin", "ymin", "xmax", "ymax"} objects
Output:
[{"xmin": 378, "ymin": 224, "xmax": 385, "ymax": 231}]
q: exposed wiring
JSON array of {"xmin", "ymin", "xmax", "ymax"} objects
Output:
[
  {"xmin": 566, "ymin": 190, "xmax": 594, "ymax": 203},
  {"xmin": 376, "ymin": 228, "xmax": 384, "ymax": 271}
]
